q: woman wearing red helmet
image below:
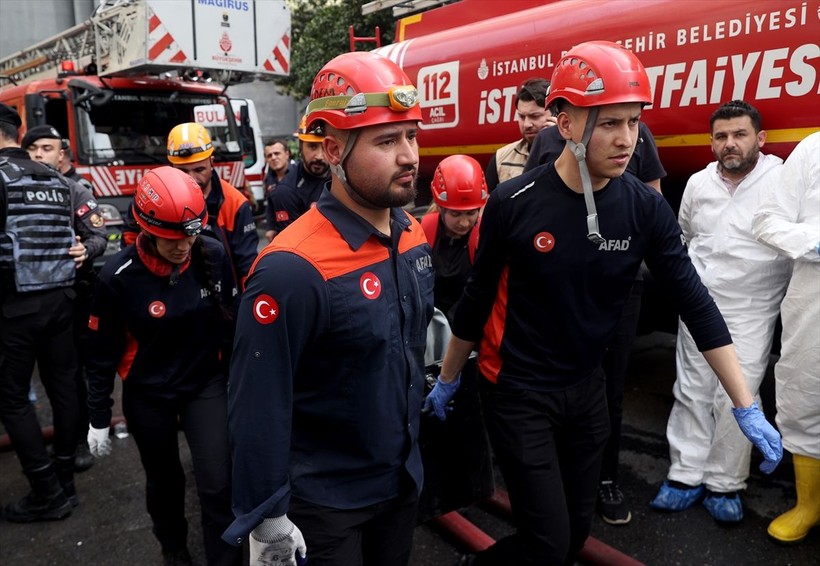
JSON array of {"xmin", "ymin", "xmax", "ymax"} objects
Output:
[
  {"xmin": 84, "ymin": 166, "xmax": 241, "ymax": 566},
  {"xmin": 421, "ymin": 154, "xmax": 489, "ymax": 321},
  {"xmin": 427, "ymin": 41, "xmax": 780, "ymax": 566}
]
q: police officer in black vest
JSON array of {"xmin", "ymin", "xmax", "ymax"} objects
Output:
[
  {"xmin": 0, "ymin": 104, "xmax": 98, "ymax": 522},
  {"xmin": 23, "ymin": 124, "xmax": 107, "ymax": 474}
]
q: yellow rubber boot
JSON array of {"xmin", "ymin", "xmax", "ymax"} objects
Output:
[{"xmin": 768, "ymin": 454, "xmax": 820, "ymax": 543}]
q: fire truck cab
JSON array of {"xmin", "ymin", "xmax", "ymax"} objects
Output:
[{"xmin": 0, "ymin": 0, "xmax": 291, "ymax": 257}]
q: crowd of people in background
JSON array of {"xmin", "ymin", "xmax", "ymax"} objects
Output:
[{"xmin": 0, "ymin": 36, "xmax": 817, "ymax": 566}]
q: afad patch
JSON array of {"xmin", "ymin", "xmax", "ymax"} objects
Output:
[
  {"xmin": 253, "ymin": 293, "xmax": 280, "ymax": 325},
  {"xmin": 360, "ymin": 272, "xmax": 381, "ymax": 300},
  {"xmin": 89, "ymin": 213, "xmax": 105, "ymax": 228}
]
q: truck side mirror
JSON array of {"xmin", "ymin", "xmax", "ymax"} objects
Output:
[{"xmin": 24, "ymin": 94, "xmax": 47, "ymax": 126}]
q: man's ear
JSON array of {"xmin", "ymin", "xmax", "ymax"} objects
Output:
[
  {"xmin": 555, "ymin": 111, "xmax": 574, "ymax": 141},
  {"xmin": 323, "ymin": 135, "xmax": 344, "ymax": 166}
]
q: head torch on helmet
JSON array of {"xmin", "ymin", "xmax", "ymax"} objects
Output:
[
  {"xmin": 305, "ymin": 52, "xmax": 423, "ymax": 132},
  {"xmin": 306, "ymin": 85, "xmax": 419, "ymax": 118}
]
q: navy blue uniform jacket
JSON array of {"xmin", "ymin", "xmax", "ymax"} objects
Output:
[
  {"xmin": 224, "ymin": 190, "xmax": 434, "ymax": 545},
  {"xmin": 85, "ymin": 237, "xmax": 238, "ymax": 428}
]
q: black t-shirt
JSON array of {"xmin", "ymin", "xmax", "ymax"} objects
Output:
[{"xmin": 431, "ymin": 220, "xmax": 473, "ymax": 322}]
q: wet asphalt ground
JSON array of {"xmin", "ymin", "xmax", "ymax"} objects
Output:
[{"xmin": 1, "ymin": 332, "xmax": 817, "ymax": 566}]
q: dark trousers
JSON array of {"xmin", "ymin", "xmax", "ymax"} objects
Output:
[
  {"xmin": 72, "ymin": 275, "xmax": 97, "ymax": 444},
  {"xmin": 600, "ymin": 279, "xmax": 643, "ymax": 481},
  {"xmin": 474, "ymin": 370, "xmax": 610, "ymax": 566},
  {"xmin": 123, "ymin": 377, "xmax": 241, "ymax": 566},
  {"xmin": 0, "ymin": 288, "xmax": 79, "ymax": 471},
  {"xmin": 288, "ymin": 475, "xmax": 419, "ymax": 566}
]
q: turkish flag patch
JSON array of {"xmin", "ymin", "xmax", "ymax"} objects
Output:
[
  {"xmin": 253, "ymin": 294, "xmax": 280, "ymax": 324},
  {"xmin": 275, "ymin": 210, "xmax": 289, "ymax": 222}
]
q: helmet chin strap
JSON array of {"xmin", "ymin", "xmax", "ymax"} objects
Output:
[{"xmin": 566, "ymin": 106, "xmax": 605, "ymax": 245}]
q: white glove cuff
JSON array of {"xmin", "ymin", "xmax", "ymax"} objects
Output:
[{"xmin": 252, "ymin": 515, "xmax": 294, "ymax": 543}]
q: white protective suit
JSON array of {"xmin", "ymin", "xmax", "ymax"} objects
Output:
[
  {"xmin": 667, "ymin": 152, "xmax": 793, "ymax": 492},
  {"xmin": 753, "ymin": 132, "xmax": 820, "ymax": 459}
]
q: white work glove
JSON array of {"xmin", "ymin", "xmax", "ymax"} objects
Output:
[
  {"xmin": 87, "ymin": 425, "xmax": 112, "ymax": 458},
  {"xmin": 250, "ymin": 515, "xmax": 307, "ymax": 566}
]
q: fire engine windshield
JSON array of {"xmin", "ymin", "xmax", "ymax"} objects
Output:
[{"xmin": 75, "ymin": 91, "xmax": 242, "ymax": 165}]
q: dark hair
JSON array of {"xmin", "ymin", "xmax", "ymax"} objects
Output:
[
  {"xmin": 516, "ymin": 78, "xmax": 550, "ymax": 109},
  {"xmin": 265, "ymin": 139, "xmax": 290, "ymax": 153},
  {"xmin": 710, "ymin": 100, "xmax": 762, "ymax": 132},
  {"xmin": 0, "ymin": 122, "xmax": 18, "ymax": 143}
]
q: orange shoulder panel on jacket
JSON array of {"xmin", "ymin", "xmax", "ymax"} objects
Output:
[
  {"xmin": 217, "ymin": 179, "xmax": 248, "ymax": 232},
  {"xmin": 248, "ymin": 207, "xmax": 393, "ymax": 282},
  {"xmin": 398, "ymin": 210, "xmax": 431, "ymax": 254}
]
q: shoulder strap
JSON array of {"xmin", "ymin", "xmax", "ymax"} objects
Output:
[
  {"xmin": 468, "ymin": 216, "xmax": 481, "ymax": 263},
  {"xmin": 420, "ymin": 212, "xmax": 439, "ymax": 247}
]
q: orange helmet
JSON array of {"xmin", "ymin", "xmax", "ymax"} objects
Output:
[
  {"xmin": 546, "ymin": 41, "xmax": 652, "ymax": 110},
  {"xmin": 305, "ymin": 51, "xmax": 422, "ymax": 132},
  {"xmin": 167, "ymin": 122, "xmax": 214, "ymax": 165},
  {"xmin": 431, "ymin": 155, "xmax": 488, "ymax": 211},
  {"xmin": 132, "ymin": 166, "xmax": 208, "ymax": 240},
  {"xmin": 297, "ymin": 115, "xmax": 324, "ymax": 143}
]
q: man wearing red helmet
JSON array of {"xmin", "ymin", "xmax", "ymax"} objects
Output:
[
  {"xmin": 224, "ymin": 52, "xmax": 434, "ymax": 566},
  {"xmin": 85, "ymin": 166, "xmax": 240, "ymax": 566},
  {"xmin": 427, "ymin": 41, "xmax": 782, "ymax": 566}
]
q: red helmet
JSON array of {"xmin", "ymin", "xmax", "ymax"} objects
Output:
[
  {"xmin": 305, "ymin": 51, "xmax": 422, "ymax": 132},
  {"xmin": 546, "ymin": 41, "xmax": 652, "ymax": 110},
  {"xmin": 431, "ymin": 155, "xmax": 488, "ymax": 210},
  {"xmin": 132, "ymin": 166, "xmax": 208, "ymax": 240}
]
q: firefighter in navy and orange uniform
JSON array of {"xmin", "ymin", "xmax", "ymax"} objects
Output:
[
  {"xmin": 264, "ymin": 116, "xmax": 330, "ymax": 241},
  {"xmin": 85, "ymin": 166, "xmax": 240, "ymax": 566},
  {"xmin": 421, "ymin": 154, "xmax": 488, "ymax": 322},
  {"xmin": 426, "ymin": 41, "xmax": 783, "ymax": 566},
  {"xmin": 122, "ymin": 122, "xmax": 258, "ymax": 288},
  {"xmin": 0, "ymin": 107, "xmax": 103, "ymax": 524},
  {"xmin": 223, "ymin": 51, "xmax": 434, "ymax": 566}
]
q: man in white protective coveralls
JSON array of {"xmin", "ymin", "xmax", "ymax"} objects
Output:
[
  {"xmin": 651, "ymin": 100, "xmax": 792, "ymax": 523},
  {"xmin": 753, "ymin": 130, "xmax": 820, "ymax": 544}
]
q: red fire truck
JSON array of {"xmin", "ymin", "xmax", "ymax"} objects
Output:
[
  {"xmin": 0, "ymin": 0, "xmax": 291, "ymax": 252},
  {"xmin": 373, "ymin": 0, "xmax": 819, "ymax": 204}
]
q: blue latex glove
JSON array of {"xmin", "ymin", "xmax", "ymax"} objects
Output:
[
  {"xmin": 731, "ymin": 402, "xmax": 782, "ymax": 474},
  {"xmin": 423, "ymin": 374, "xmax": 461, "ymax": 421}
]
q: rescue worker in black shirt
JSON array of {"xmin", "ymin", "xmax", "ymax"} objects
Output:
[
  {"xmin": 0, "ymin": 105, "xmax": 102, "ymax": 522},
  {"xmin": 23, "ymin": 124, "xmax": 107, "ymax": 474},
  {"xmin": 265, "ymin": 116, "xmax": 330, "ymax": 240},
  {"xmin": 421, "ymin": 154, "xmax": 489, "ymax": 323},
  {"xmin": 427, "ymin": 42, "xmax": 781, "ymax": 566}
]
